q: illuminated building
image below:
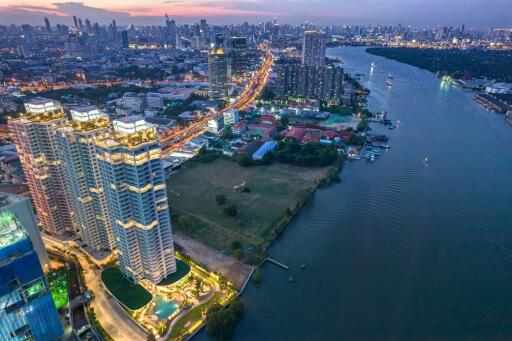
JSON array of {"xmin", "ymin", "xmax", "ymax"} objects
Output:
[
  {"xmin": 208, "ymin": 48, "xmax": 228, "ymax": 100},
  {"xmin": 228, "ymin": 37, "xmax": 248, "ymax": 76},
  {"xmin": 302, "ymin": 30, "xmax": 326, "ymax": 67},
  {"xmin": 96, "ymin": 116, "xmax": 176, "ymax": 284},
  {"xmin": 275, "ymin": 63, "xmax": 344, "ymax": 103},
  {"xmin": 9, "ymin": 98, "xmax": 74, "ymax": 235},
  {"xmin": 56, "ymin": 107, "xmax": 115, "ymax": 251},
  {"xmin": 0, "ymin": 211, "xmax": 63, "ymax": 341},
  {"xmin": 208, "ymin": 115, "xmax": 224, "ymax": 134}
]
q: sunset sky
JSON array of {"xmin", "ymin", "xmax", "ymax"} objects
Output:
[{"xmin": 0, "ymin": 0, "xmax": 511, "ymax": 27}]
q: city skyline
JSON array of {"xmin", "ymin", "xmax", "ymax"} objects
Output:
[{"xmin": 1, "ymin": 0, "xmax": 511, "ymax": 27}]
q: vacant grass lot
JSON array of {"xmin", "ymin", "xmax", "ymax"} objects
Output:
[{"xmin": 167, "ymin": 159, "xmax": 329, "ymax": 254}]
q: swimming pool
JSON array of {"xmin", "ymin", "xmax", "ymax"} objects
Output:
[{"xmin": 154, "ymin": 297, "xmax": 179, "ymax": 320}]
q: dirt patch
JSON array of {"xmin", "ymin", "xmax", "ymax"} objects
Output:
[{"xmin": 173, "ymin": 232, "xmax": 253, "ymax": 290}]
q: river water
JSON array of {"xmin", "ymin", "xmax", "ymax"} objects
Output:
[{"xmin": 198, "ymin": 47, "xmax": 512, "ymax": 340}]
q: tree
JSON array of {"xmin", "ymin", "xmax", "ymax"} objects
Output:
[
  {"xmin": 223, "ymin": 205, "xmax": 238, "ymax": 217},
  {"xmin": 260, "ymin": 87, "xmax": 276, "ymax": 101},
  {"xmin": 147, "ymin": 333, "xmax": 156, "ymax": 341},
  {"xmin": 230, "ymin": 240, "xmax": 242, "ymax": 250},
  {"xmin": 205, "ymin": 298, "xmax": 245, "ymax": 340},
  {"xmin": 233, "ymin": 249, "xmax": 244, "ymax": 260},
  {"xmin": 215, "ymin": 194, "xmax": 227, "ymax": 205},
  {"xmin": 252, "ymin": 268, "xmax": 262, "ymax": 283},
  {"xmin": 237, "ymin": 154, "xmax": 252, "ymax": 167}
]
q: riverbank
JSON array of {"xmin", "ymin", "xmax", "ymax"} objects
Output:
[{"xmin": 366, "ymin": 47, "xmax": 512, "ymax": 82}]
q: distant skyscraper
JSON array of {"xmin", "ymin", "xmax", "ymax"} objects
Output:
[
  {"xmin": 65, "ymin": 32, "xmax": 90, "ymax": 57},
  {"xmin": 112, "ymin": 20, "xmax": 118, "ymax": 38},
  {"xmin": 9, "ymin": 98, "xmax": 74, "ymax": 235},
  {"xmin": 56, "ymin": 107, "xmax": 115, "ymax": 252},
  {"xmin": 121, "ymin": 30, "xmax": 129, "ymax": 48},
  {"xmin": 0, "ymin": 211, "xmax": 63, "ymax": 340},
  {"xmin": 228, "ymin": 37, "xmax": 248, "ymax": 76},
  {"xmin": 44, "ymin": 17, "xmax": 51, "ymax": 33},
  {"xmin": 96, "ymin": 116, "xmax": 176, "ymax": 284},
  {"xmin": 302, "ymin": 30, "xmax": 326, "ymax": 67},
  {"xmin": 78, "ymin": 18, "xmax": 83, "ymax": 31},
  {"xmin": 165, "ymin": 14, "xmax": 177, "ymax": 47},
  {"xmin": 73, "ymin": 15, "xmax": 78, "ymax": 28},
  {"xmin": 85, "ymin": 19, "xmax": 92, "ymax": 33},
  {"xmin": 208, "ymin": 48, "xmax": 228, "ymax": 100},
  {"xmin": 275, "ymin": 63, "xmax": 344, "ymax": 103}
]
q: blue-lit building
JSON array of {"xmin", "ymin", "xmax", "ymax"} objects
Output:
[{"xmin": 0, "ymin": 211, "xmax": 63, "ymax": 341}]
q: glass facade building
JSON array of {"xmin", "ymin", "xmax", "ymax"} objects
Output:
[{"xmin": 0, "ymin": 211, "xmax": 63, "ymax": 341}]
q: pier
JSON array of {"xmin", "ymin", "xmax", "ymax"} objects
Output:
[{"xmin": 267, "ymin": 257, "xmax": 289, "ymax": 270}]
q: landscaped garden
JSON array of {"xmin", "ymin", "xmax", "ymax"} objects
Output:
[
  {"xmin": 47, "ymin": 268, "xmax": 69, "ymax": 309},
  {"xmin": 101, "ymin": 267, "xmax": 153, "ymax": 310},
  {"xmin": 158, "ymin": 259, "xmax": 191, "ymax": 286}
]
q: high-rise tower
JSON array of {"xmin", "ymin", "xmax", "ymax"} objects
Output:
[
  {"xmin": 9, "ymin": 98, "xmax": 74, "ymax": 235},
  {"xmin": 302, "ymin": 30, "xmax": 326, "ymax": 67},
  {"xmin": 208, "ymin": 48, "xmax": 228, "ymax": 100},
  {"xmin": 56, "ymin": 106, "xmax": 115, "ymax": 251},
  {"xmin": 96, "ymin": 116, "xmax": 176, "ymax": 284}
]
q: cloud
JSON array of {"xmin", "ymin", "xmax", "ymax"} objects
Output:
[
  {"xmin": 0, "ymin": 0, "xmax": 511, "ymax": 26},
  {"xmin": 0, "ymin": 2, "xmax": 133, "ymax": 25}
]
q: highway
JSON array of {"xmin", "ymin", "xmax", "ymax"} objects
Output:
[{"xmin": 161, "ymin": 49, "xmax": 274, "ymax": 156}]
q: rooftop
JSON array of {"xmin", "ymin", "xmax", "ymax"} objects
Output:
[
  {"xmin": 0, "ymin": 211, "xmax": 25, "ymax": 249},
  {"xmin": 113, "ymin": 115, "xmax": 156, "ymax": 135}
]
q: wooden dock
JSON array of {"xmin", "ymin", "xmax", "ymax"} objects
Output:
[{"xmin": 267, "ymin": 257, "xmax": 289, "ymax": 270}]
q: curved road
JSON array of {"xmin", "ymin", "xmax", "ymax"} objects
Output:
[{"xmin": 44, "ymin": 237, "xmax": 146, "ymax": 341}]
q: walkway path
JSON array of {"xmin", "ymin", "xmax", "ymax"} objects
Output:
[{"xmin": 44, "ymin": 237, "xmax": 146, "ymax": 341}]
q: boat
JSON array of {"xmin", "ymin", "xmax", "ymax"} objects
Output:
[
  {"xmin": 300, "ymin": 264, "xmax": 306, "ymax": 270},
  {"xmin": 388, "ymin": 72, "xmax": 394, "ymax": 79},
  {"xmin": 424, "ymin": 157, "xmax": 430, "ymax": 165},
  {"xmin": 288, "ymin": 276, "xmax": 294, "ymax": 283},
  {"xmin": 369, "ymin": 154, "xmax": 375, "ymax": 162},
  {"xmin": 371, "ymin": 62, "xmax": 376, "ymax": 68},
  {"xmin": 387, "ymin": 80, "xmax": 393, "ymax": 87}
]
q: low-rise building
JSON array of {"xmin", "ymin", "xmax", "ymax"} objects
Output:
[
  {"xmin": 223, "ymin": 109, "xmax": 240, "ymax": 125},
  {"xmin": 232, "ymin": 121, "xmax": 247, "ymax": 135},
  {"xmin": 208, "ymin": 116, "xmax": 224, "ymax": 134}
]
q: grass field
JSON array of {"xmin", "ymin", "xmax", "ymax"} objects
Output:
[{"xmin": 167, "ymin": 159, "xmax": 330, "ymax": 255}]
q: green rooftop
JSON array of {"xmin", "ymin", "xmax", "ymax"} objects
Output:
[
  {"xmin": 101, "ymin": 267, "xmax": 152, "ymax": 310},
  {"xmin": 158, "ymin": 259, "xmax": 191, "ymax": 286},
  {"xmin": 0, "ymin": 211, "xmax": 25, "ymax": 248}
]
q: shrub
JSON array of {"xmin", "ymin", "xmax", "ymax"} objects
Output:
[
  {"xmin": 215, "ymin": 194, "xmax": 227, "ymax": 205},
  {"xmin": 223, "ymin": 205, "xmax": 238, "ymax": 217},
  {"xmin": 233, "ymin": 249, "xmax": 244, "ymax": 260}
]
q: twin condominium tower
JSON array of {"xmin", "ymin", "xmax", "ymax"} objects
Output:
[{"xmin": 9, "ymin": 98, "xmax": 176, "ymax": 284}]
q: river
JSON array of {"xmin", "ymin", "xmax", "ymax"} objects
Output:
[{"xmin": 197, "ymin": 46, "xmax": 512, "ymax": 340}]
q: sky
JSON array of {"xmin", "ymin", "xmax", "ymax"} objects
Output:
[{"xmin": 0, "ymin": 0, "xmax": 511, "ymax": 27}]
